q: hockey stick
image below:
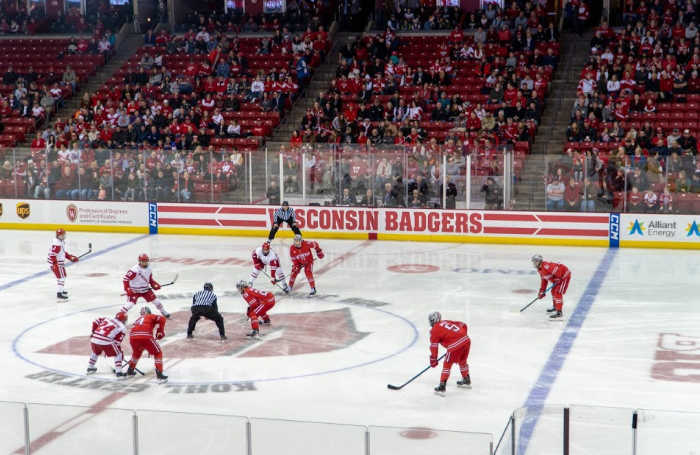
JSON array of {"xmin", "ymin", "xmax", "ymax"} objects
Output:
[
  {"xmin": 519, "ymin": 283, "xmax": 555, "ymax": 313},
  {"xmin": 120, "ymin": 273, "xmax": 178, "ymax": 296},
  {"xmin": 260, "ymin": 269, "xmax": 288, "ymax": 293},
  {"xmin": 387, "ymin": 353, "xmax": 446, "ymax": 390},
  {"xmin": 113, "ymin": 366, "xmax": 145, "ymax": 376},
  {"xmin": 77, "ymin": 243, "xmax": 93, "ymax": 259}
]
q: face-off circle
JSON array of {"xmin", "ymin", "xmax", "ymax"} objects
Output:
[{"xmin": 387, "ymin": 264, "xmax": 439, "ymax": 274}]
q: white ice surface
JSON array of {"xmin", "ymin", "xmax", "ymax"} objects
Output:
[{"xmin": 0, "ymin": 231, "xmax": 699, "ymax": 454}]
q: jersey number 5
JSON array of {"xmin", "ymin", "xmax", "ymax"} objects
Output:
[{"xmin": 439, "ymin": 321, "xmax": 460, "ymax": 332}]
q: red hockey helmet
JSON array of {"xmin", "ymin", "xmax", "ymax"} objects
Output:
[
  {"xmin": 262, "ymin": 241, "xmax": 270, "ymax": 254},
  {"xmin": 115, "ymin": 312, "xmax": 128, "ymax": 323},
  {"xmin": 56, "ymin": 228, "xmax": 66, "ymax": 239},
  {"xmin": 138, "ymin": 253, "xmax": 150, "ymax": 267}
]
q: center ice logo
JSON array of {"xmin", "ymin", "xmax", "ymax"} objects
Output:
[
  {"xmin": 686, "ymin": 221, "xmax": 700, "ymax": 237},
  {"xmin": 628, "ymin": 220, "xmax": 645, "ymax": 236}
]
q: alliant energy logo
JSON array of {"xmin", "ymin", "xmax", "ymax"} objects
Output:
[
  {"xmin": 629, "ymin": 219, "xmax": 677, "ymax": 238},
  {"xmin": 686, "ymin": 221, "xmax": 700, "ymax": 237}
]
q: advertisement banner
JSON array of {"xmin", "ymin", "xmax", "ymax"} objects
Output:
[
  {"xmin": 157, "ymin": 204, "xmax": 610, "ymax": 246},
  {"xmin": 0, "ymin": 199, "xmax": 148, "ymax": 233},
  {"xmin": 620, "ymin": 214, "xmax": 700, "ymax": 248}
]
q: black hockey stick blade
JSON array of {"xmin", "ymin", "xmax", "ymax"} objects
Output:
[
  {"xmin": 161, "ymin": 272, "xmax": 179, "ymax": 287},
  {"xmin": 78, "ymin": 242, "xmax": 93, "ymax": 259},
  {"xmin": 519, "ymin": 284, "xmax": 554, "ymax": 312},
  {"xmin": 387, "ymin": 353, "xmax": 446, "ymax": 390}
]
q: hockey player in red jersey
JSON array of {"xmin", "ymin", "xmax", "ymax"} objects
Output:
[
  {"xmin": 87, "ymin": 312, "xmax": 128, "ymax": 377},
  {"xmin": 47, "ymin": 228, "xmax": 79, "ymax": 300},
  {"xmin": 121, "ymin": 254, "xmax": 170, "ymax": 318},
  {"xmin": 289, "ymin": 234, "xmax": 324, "ymax": 295},
  {"xmin": 429, "ymin": 312, "xmax": 471, "ymax": 393},
  {"xmin": 250, "ymin": 241, "xmax": 290, "ymax": 293},
  {"xmin": 237, "ymin": 280, "xmax": 276, "ymax": 337},
  {"xmin": 126, "ymin": 306, "xmax": 168, "ymax": 382},
  {"xmin": 532, "ymin": 254, "xmax": 571, "ymax": 319}
]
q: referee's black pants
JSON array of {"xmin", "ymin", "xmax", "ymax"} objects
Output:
[
  {"xmin": 268, "ymin": 221, "xmax": 301, "ymax": 240},
  {"xmin": 188, "ymin": 305, "xmax": 225, "ymax": 337}
]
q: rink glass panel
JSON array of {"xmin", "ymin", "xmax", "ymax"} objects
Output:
[
  {"xmin": 0, "ymin": 401, "xmax": 28, "ymax": 455},
  {"xmin": 369, "ymin": 424, "xmax": 492, "ymax": 455},
  {"xmin": 249, "ymin": 417, "xmax": 366, "ymax": 455}
]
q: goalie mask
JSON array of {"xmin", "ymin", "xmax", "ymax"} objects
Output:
[{"xmin": 429, "ymin": 311, "xmax": 442, "ymax": 327}]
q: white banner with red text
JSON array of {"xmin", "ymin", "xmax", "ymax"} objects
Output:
[
  {"xmin": 155, "ymin": 203, "xmax": 611, "ymax": 246},
  {"xmin": 0, "ymin": 199, "xmax": 148, "ymax": 233}
]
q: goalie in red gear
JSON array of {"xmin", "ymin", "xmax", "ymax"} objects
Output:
[
  {"xmin": 289, "ymin": 234, "xmax": 324, "ymax": 295},
  {"xmin": 237, "ymin": 281, "xmax": 275, "ymax": 337},
  {"xmin": 126, "ymin": 306, "xmax": 168, "ymax": 382},
  {"xmin": 429, "ymin": 312, "xmax": 471, "ymax": 393},
  {"xmin": 532, "ymin": 254, "xmax": 571, "ymax": 319},
  {"xmin": 87, "ymin": 312, "xmax": 128, "ymax": 377},
  {"xmin": 47, "ymin": 228, "xmax": 79, "ymax": 299},
  {"xmin": 121, "ymin": 254, "xmax": 170, "ymax": 318}
]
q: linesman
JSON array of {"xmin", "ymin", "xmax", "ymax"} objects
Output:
[
  {"xmin": 268, "ymin": 201, "xmax": 302, "ymax": 240},
  {"xmin": 187, "ymin": 282, "xmax": 226, "ymax": 340}
]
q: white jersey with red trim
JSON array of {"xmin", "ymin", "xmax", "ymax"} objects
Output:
[
  {"xmin": 252, "ymin": 247, "xmax": 281, "ymax": 269},
  {"xmin": 90, "ymin": 317, "xmax": 126, "ymax": 346},
  {"xmin": 123, "ymin": 264, "xmax": 154, "ymax": 293},
  {"xmin": 47, "ymin": 238, "xmax": 67, "ymax": 265}
]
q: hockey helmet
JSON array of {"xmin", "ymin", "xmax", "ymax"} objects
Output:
[
  {"xmin": 140, "ymin": 306, "xmax": 152, "ymax": 316},
  {"xmin": 531, "ymin": 254, "xmax": 543, "ymax": 269},
  {"xmin": 262, "ymin": 241, "xmax": 271, "ymax": 254},
  {"xmin": 293, "ymin": 234, "xmax": 303, "ymax": 247},
  {"xmin": 56, "ymin": 228, "xmax": 66, "ymax": 239},
  {"xmin": 115, "ymin": 312, "xmax": 128, "ymax": 323},
  {"xmin": 138, "ymin": 253, "xmax": 150, "ymax": 267},
  {"xmin": 204, "ymin": 282, "xmax": 213, "ymax": 291},
  {"xmin": 236, "ymin": 280, "xmax": 249, "ymax": 292},
  {"xmin": 428, "ymin": 311, "xmax": 442, "ymax": 327}
]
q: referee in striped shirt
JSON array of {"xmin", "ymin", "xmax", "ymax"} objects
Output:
[
  {"xmin": 268, "ymin": 201, "xmax": 302, "ymax": 240},
  {"xmin": 187, "ymin": 283, "xmax": 226, "ymax": 340}
]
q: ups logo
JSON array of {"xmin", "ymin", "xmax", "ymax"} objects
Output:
[{"xmin": 16, "ymin": 202, "xmax": 30, "ymax": 219}]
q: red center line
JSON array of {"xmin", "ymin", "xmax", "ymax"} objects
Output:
[{"xmin": 15, "ymin": 358, "xmax": 184, "ymax": 454}]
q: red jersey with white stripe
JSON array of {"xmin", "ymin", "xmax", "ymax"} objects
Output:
[
  {"xmin": 430, "ymin": 320, "xmax": 469, "ymax": 358},
  {"xmin": 538, "ymin": 261, "xmax": 570, "ymax": 289},
  {"xmin": 123, "ymin": 264, "xmax": 158, "ymax": 293},
  {"xmin": 289, "ymin": 240, "xmax": 322, "ymax": 267},
  {"xmin": 241, "ymin": 287, "xmax": 275, "ymax": 308},
  {"xmin": 90, "ymin": 317, "xmax": 126, "ymax": 346},
  {"xmin": 47, "ymin": 238, "xmax": 76, "ymax": 265},
  {"xmin": 252, "ymin": 247, "xmax": 282, "ymax": 278},
  {"xmin": 130, "ymin": 313, "xmax": 166, "ymax": 339}
]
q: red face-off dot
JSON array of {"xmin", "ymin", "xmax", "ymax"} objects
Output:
[{"xmin": 399, "ymin": 427, "xmax": 439, "ymax": 439}]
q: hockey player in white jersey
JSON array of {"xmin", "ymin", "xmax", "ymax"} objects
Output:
[
  {"xmin": 250, "ymin": 241, "xmax": 290, "ymax": 293},
  {"xmin": 87, "ymin": 311, "xmax": 128, "ymax": 378},
  {"xmin": 121, "ymin": 254, "xmax": 170, "ymax": 318},
  {"xmin": 47, "ymin": 228, "xmax": 79, "ymax": 299}
]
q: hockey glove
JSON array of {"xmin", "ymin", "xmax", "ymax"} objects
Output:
[
  {"xmin": 67, "ymin": 254, "xmax": 78, "ymax": 262},
  {"xmin": 316, "ymin": 250, "xmax": 324, "ymax": 259},
  {"xmin": 151, "ymin": 282, "xmax": 161, "ymax": 290},
  {"xmin": 430, "ymin": 357, "xmax": 438, "ymax": 368},
  {"xmin": 538, "ymin": 290, "xmax": 546, "ymax": 299},
  {"xmin": 156, "ymin": 332, "xmax": 164, "ymax": 340}
]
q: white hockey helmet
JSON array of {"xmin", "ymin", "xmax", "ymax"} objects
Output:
[
  {"xmin": 531, "ymin": 254, "xmax": 543, "ymax": 269},
  {"xmin": 293, "ymin": 234, "xmax": 302, "ymax": 247},
  {"xmin": 429, "ymin": 311, "xmax": 442, "ymax": 327},
  {"xmin": 140, "ymin": 306, "xmax": 152, "ymax": 316},
  {"xmin": 236, "ymin": 280, "xmax": 249, "ymax": 292}
]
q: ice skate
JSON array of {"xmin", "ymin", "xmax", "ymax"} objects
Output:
[
  {"xmin": 86, "ymin": 367, "xmax": 97, "ymax": 375},
  {"xmin": 115, "ymin": 372, "xmax": 126, "ymax": 379},
  {"xmin": 309, "ymin": 288, "xmax": 317, "ymax": 296},
  {"xmin": 246, "ymin": 329, "xmax": 259, "ymax": 337},
  {"xmin": 546, "ymin": 307, "xmax": 557, "ymax": 313},
  {"xmin": 57, "ymin": 292, "xmax": 69, "ymax": 300},
  {"xmin": 549, "ymin": 310, "xmax": 563, "ymax": 319},
  {"xmin": 156, "ymin": 370, "xmax": 168, "ymax": 383},
  {"xmin": 126, "ymin": 367, "xmax": 136, "ymax": 377},
  {"xmin": 457, "ymin": 375, "xmax": 471, "ymax": 388},
  {"xmin": 434, "ymin": 382, "xmax": 446, "ymax": 395}
]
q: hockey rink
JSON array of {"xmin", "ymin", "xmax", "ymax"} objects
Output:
[{"xmin": 1, "ymin": 231, "xmax": 700, "ymax": 454}]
